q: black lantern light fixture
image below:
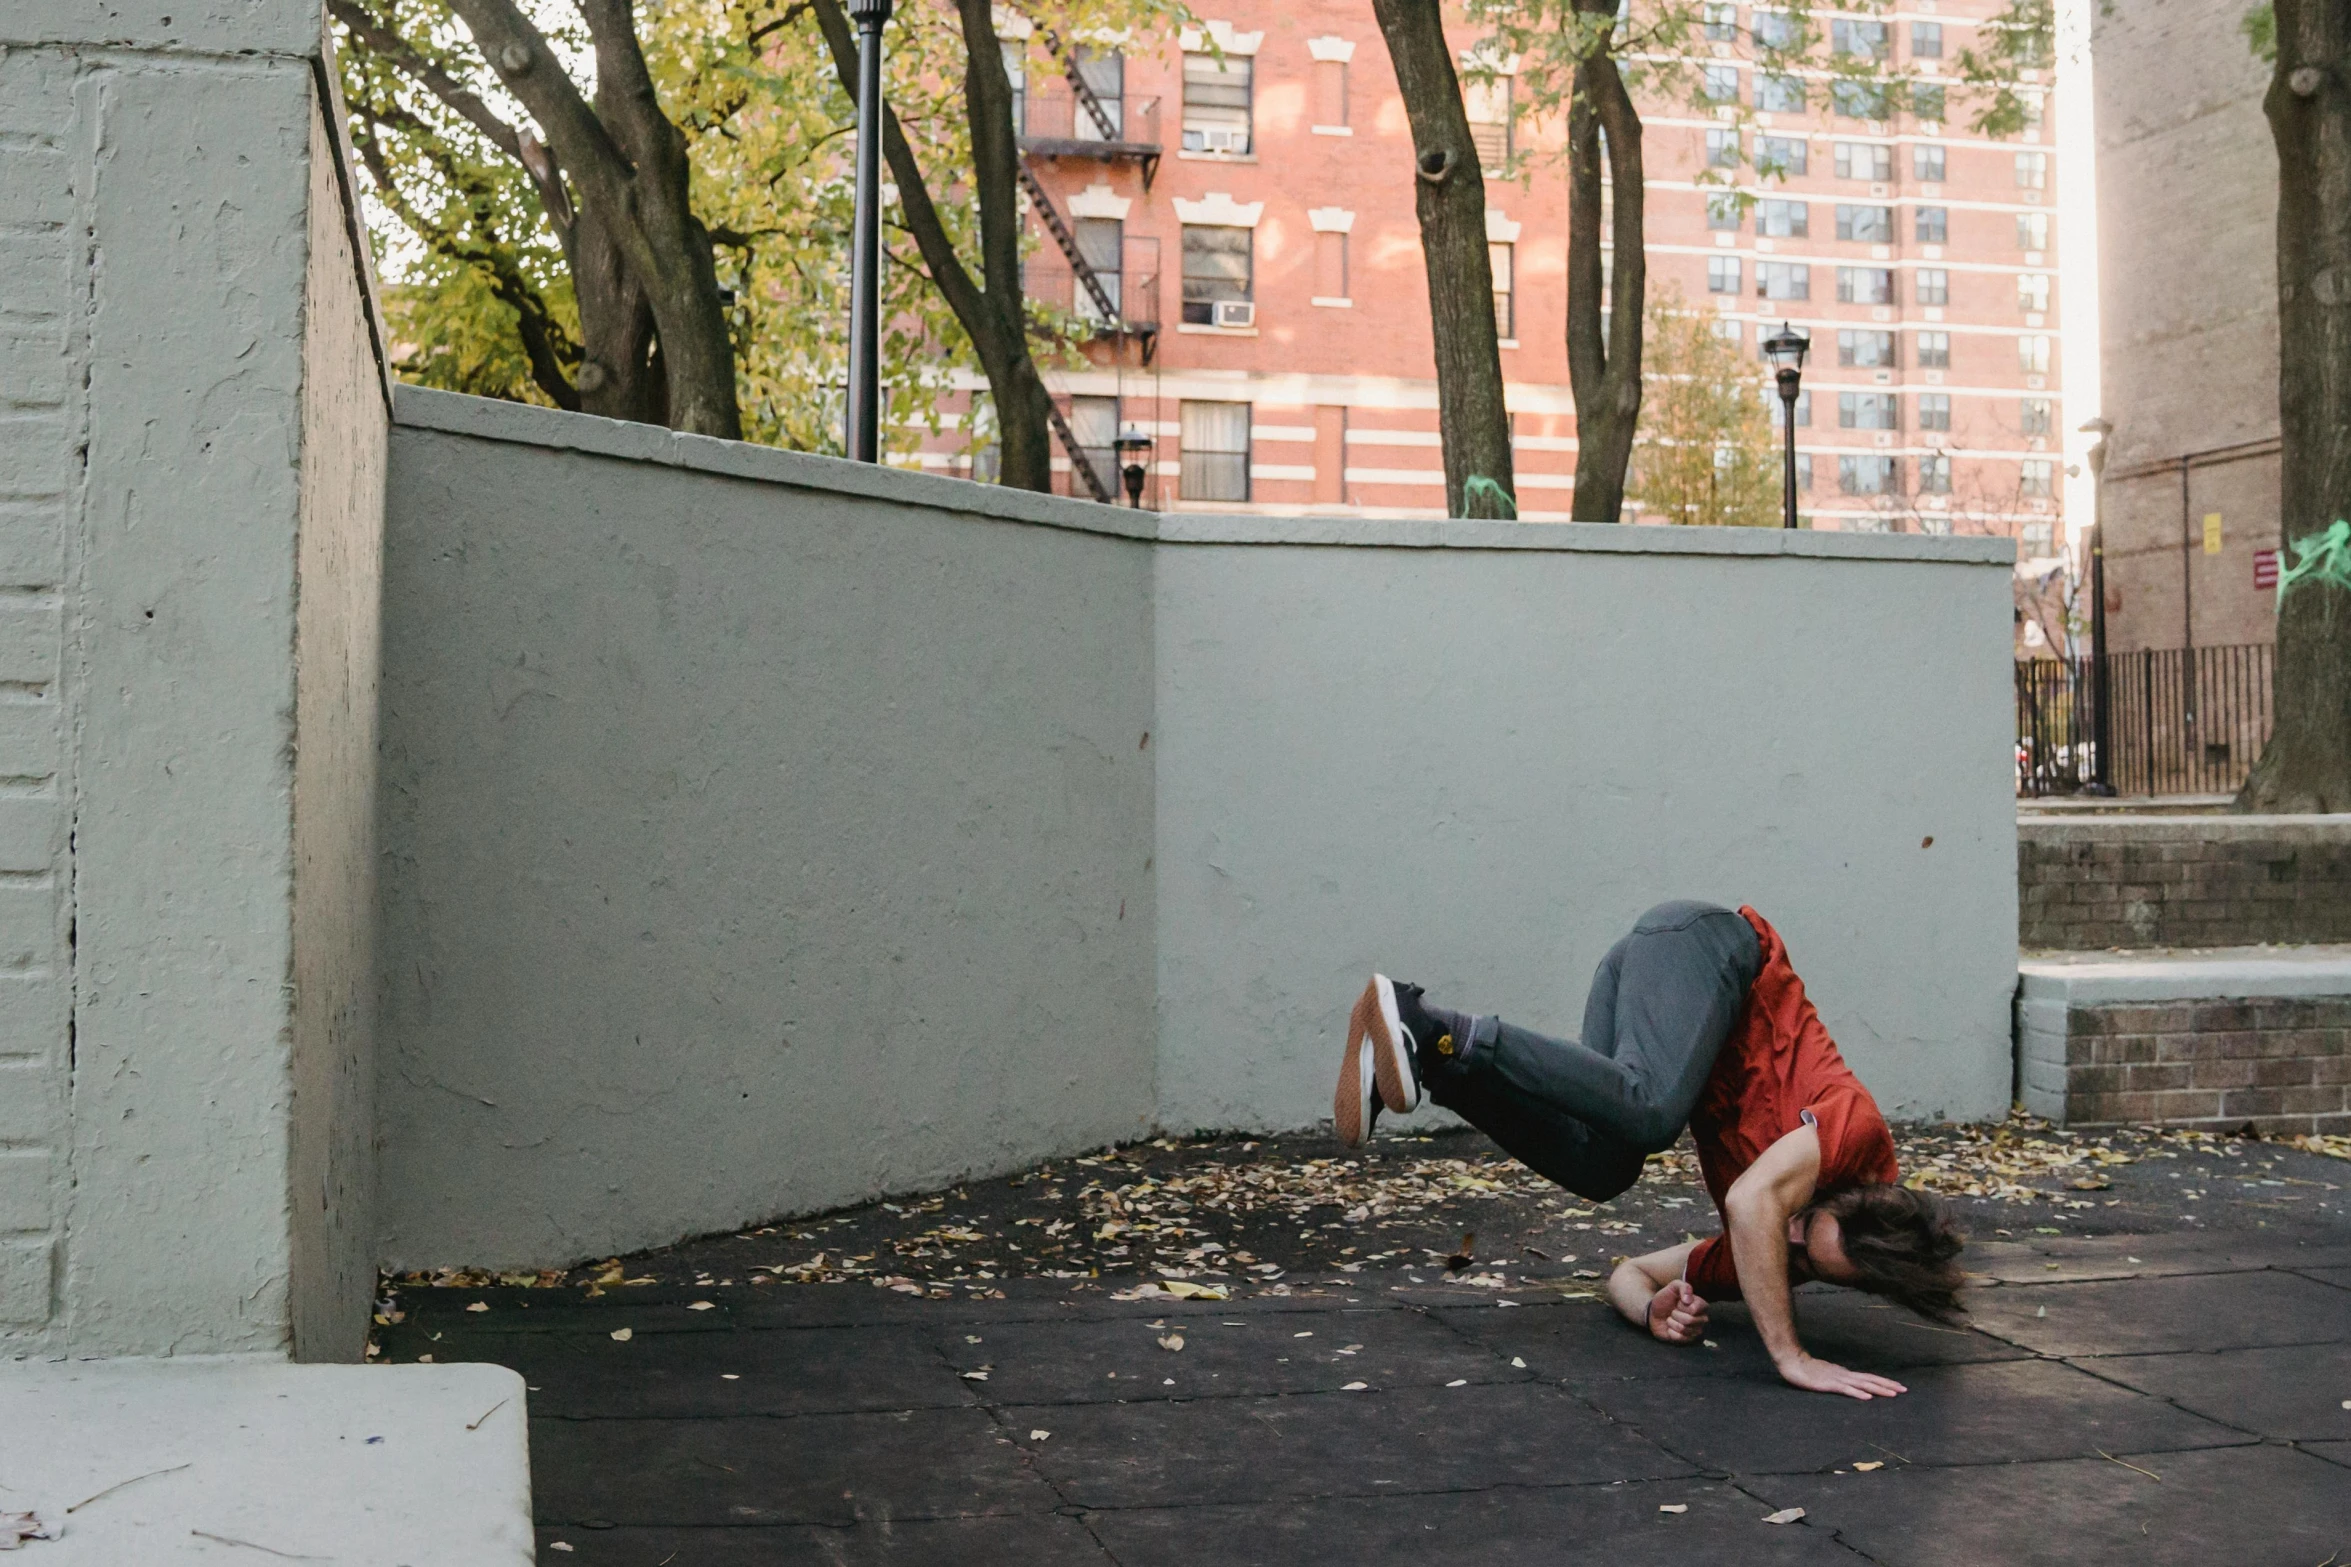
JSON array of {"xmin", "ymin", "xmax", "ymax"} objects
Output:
[
  {"xmin": 1762, "ymin": 321, "xmax": 1810, "ymax": 531},
  {"xmin": 1114, "ymin": 425, "xmax": 1154, "ymax": 508},
  {"xmin": 842, "ymin": 0, "xmax": 894, "ymax": 463}
]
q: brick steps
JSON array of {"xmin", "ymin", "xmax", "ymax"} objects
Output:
[{"xmin": 2017, "ymin": 947, "xmax": 2351, "ymax": 1134}]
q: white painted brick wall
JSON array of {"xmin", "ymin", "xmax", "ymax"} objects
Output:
[{"xmin": 0, "ymin": 46, "xmax": 77, "ymax": 1331}]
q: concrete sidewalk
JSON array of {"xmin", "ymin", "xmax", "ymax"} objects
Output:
[{"xmin": 381, "ymin": 1129, "xmax": 2351, "ymax": 1565}]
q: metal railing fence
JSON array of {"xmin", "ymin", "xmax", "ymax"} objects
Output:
[{"xmin": 2015, "ymin": 643, "xmax": 2274, "ymax": 798}]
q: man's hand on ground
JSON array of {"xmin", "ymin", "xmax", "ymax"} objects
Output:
[
  {"xmin": 1774, "ymin": 1353, "xmax": 1908, "ymax": 1400},
  {"xmin": 1644, "ymin": 1280, "xmax": 1709, "ymax": 1345}
]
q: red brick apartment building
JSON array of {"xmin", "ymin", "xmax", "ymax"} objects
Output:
[{"xmin": 920, "ymin": 0, "xmax": 2063, "ymax": 541}]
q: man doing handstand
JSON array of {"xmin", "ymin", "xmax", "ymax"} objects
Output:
[{"xmin": 1336, "ymin": 900, "xmax": 1963, "ymax": 1400}]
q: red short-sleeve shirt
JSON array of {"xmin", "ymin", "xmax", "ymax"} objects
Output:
[{"xmin": 1681, "ymin": 908, "xmax": 1898, "ymax": 1302}]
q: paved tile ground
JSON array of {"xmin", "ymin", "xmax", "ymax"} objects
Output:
[{"xmin": 379, "ymin": 1126, "xmax": 2351, "ymax": 1565}]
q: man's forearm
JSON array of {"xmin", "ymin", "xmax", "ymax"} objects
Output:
[
  {"xmin": 1606, "ymin": 1259, "xmax": 1656, "ymax": 1329},
  {"xmin": 1725, "ymin": 1200, "xmax": 1803, "ymax": 1366}
]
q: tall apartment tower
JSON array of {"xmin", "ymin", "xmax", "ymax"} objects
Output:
[{"xmin": 928, "ymin": 0, "xmax": 2062, "ymax": 544}]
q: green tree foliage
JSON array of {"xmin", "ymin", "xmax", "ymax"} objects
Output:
[
  {"xmin": 1631, "ymin": 290, "xmax": 1779, "ymax": 528},
  {"xmin": 338, "ymin": 0, "xmax": 1170, "ymax": 461}
]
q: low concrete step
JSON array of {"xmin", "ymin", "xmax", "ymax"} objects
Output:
[
  {"xmin": 2017, "ymin": 945, "xmax": 2351, "ymax": 1133},
  {"xmin": 0, "ymin": 1360, "xmax": 531, "ymax": 1564}
]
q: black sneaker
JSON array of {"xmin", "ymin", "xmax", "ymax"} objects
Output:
[{"xmin": 1335, "ymin": 974, "xmax": 1453, "ymax": 1147}]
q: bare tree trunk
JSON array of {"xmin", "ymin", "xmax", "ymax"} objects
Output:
[
  {"xmin": 1369, "ymin": 0, "xmax": 1512, "ymax": 517},
  {"xmin": 2239, "ymin": 0, "xmax": 2351, "ymax": 811},
  {"xmin": 812, "ymin": 0, "xmax": 1054, "ymax": 489},
  {"xmin": 570, "ymin": 210, "xmax": 663, "ymax": 424},
  {"xmin": 1563, "ymin": 24, "xmax": 1643, "ymax": 523},
  {"xmin": 950, "ymin": 0, "xmax": 1053, "ymax": 490}
]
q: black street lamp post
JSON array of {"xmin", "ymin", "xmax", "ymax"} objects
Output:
[
  {"xmin": 1114, "ymin": 426, "xmax": 1154, "ymax": 508},
  {"xmin": 1762, "ymin": 322, "xmax": 1809, "ymax": 531},
  {"xmin": 2083, "ymin": 418, "xmax": 2115, "ymax": 795},
  {"xmin": 843, "ymin": 0, "xmax": 893, "ymax": 463}
]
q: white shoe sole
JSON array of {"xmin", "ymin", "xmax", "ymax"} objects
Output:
[{"xmin": 1351, "ymin": 974, "xmax": 1423, "ymax": 1124}]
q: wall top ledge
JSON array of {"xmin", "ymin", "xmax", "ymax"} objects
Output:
[
  {"xmin": 2020, "ymin": 945, "xmax": 2351, "ymax": 1004},
  {"xmin": 6, "ymin": 0, "xmax": 321, "ymax": 53},
  {"xmin": 397, "ymin": 387, "xmax": 2013, "ymax": 566},
  {"xmin": 2020, "ymin": 814, "xmax": 2351, "ymax": 841}
]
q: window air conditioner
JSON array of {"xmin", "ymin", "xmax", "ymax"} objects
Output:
[
  {"xmin": 1212, "ymin": 299, "xmax": 1256, "ymax": 329},
  {"xmin": 1198, "ymin": 128, "xmax": 1247, "ymax": 153}
]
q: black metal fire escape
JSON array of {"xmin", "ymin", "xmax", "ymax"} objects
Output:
[{"xmin": 1017, "ymin": 32, "xmax": 1161, "ymax": 501}]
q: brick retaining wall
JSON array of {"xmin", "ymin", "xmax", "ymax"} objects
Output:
[
  {"xmin": 2019, "ymin": 815, "xmax": 2351, "ymax": 949},
  {"xmin": 2032, "ymin": 998, "xmax": 2351, "ymax": 1133}
]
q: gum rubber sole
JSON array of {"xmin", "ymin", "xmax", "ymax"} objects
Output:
[{"xmin": 1334, "ymin": 994, "xmax": 1376, "ymax": 1148}]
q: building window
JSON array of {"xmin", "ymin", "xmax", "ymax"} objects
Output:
[
  {"xmin": 1756, "ymin": 260, "xmax": 1810, "ymax": 300},
  {"xmin": 1466, "ymin": 74, "xmax": 1512, "ymax": 169},
  {"xmin": 1757, "ymin": 134, "xmax": 1807, "ymax": 175},
  {"xmin": 1837, "ymin": 327, "xmax": 1897, "ymax": 367},
  {"xmin": 1703, "ymin": 1, "xmax": 1738, "ymax": 41},
  {"xmin": 2018, "ymin": 273, "xmax": 2051, "ymax": 312},
  {"xmin": 1075, "ymin": 216, "xmax": 1124, "ymax": 317},
  {"xmin": 1835, "ymin": 203, "xmax": 1893, "ymax": 242},
  {"xmin": 1491, "ymin": 241, "xmax": 1515, "ymax": 337},
  {"xmin": 1707, "ymin": 193, "xmax": 1742, "ymax": 231},
  {"xmin": 1914, "ymin": 205, "xmax": 1948, "ymax": 244},
  {"xmin": 1918, "ymin": 453, "xmax": 1951, "ymax": 494},
  {"xmin": 1916, "ymin": 331, "xmax": 1950, "ymax": 369},
  {"xmin": 1770, "ymin": 388, "xmax": 1812, "ymax": 428},
  {"xmin": 1713, "ymin": 318, "xmax": 1743, "ymax": 345},
  {"xmin": 1181, "ymin": 224, "xmax": 1252, "ymax": 324},
  {"xmin": 1071, "ymin": 49, "xmax": 1125, "ymax": 138},
  {"xmin": 1708, "ymin": 255, "xmax": 1742, "ymax": 295},
  {"xmin": 1832, "ymin": 17, "xmax": 1889, "ymax": 57},
  {"xmin": 1918, "ymin": 391, "xmax": 1951, "ymax": 429},
  {"xmin": 1182, "ymin": 50, "xmax": 1252, "ymax": 153},
  {"xmin": 1180, "ymin": 400, "xmax": 1251, "ymax": 502},
  {"xmin": 2019, "ymin": 333, "xmax": 2052, "ymax": 374},
  {"xmin": 1912, "ymin": 147, "xmax": 1946, "ymax": 186},
  {"xmin": 2021, "ymin": 88, "xmax": 2047, "ymax": 130},
  {"xmin": 1839, "ymin": 454, "xmax": 1900, "ymax": 494},
  {"xmin": 1756, "ymin": 73, "xmax": 1806, "ymax": 112},
  {"xmin": 1706, "ymin": 127, "xmax": 1740, "ymax": 169},
  {"xmin": 1916, "ymin": 268, "xmax": 1950, "ymax": 305},
  {"xmin": 1702, "ymin": 63, "xmax": 1740, "ymax": 102},
  {"xmin": 1834, "ymin": 141, "xmax": 1892, "ymax": 181},
  {"xmin": 1755, "ymin": 10, "xmax": 1802, "ymax": 50},
  {"xmin": 1830, "ymin": 80, "xmax": 1889, "ymax": 118},
  {"xmin": 2015, "ymin": 151, "xmax": 2048, "ymax": 189},
  {"xmin": 1838, "ymin": 391, "xmax": 1899, "ymax": 430},
  {"xmin": 1796, "ymin": 452, "xmax": 1813, "ymax": 491},
  {"xmin": 1914, "ymin": 82, "xmax": 1946, "ymax": 120},
  {"xmin": 2020, "ymin": 458, "xmax": 2054, "ymax": 498},
  {"xmin": 1002, "ymin": 40, "xmax": 1027, "ymax": 132},
  {"xmin": 1836, "ymin": 268, "xmax": 1895, "ymax": 306},
  {"xmin": 1912, "ymin": 20, "xmax": 1943, "ymax": 57},
  {"xmin": 2017, "ymin": 212, "xmax": 2050, "ymax": 251},
  {"xmin": 1314, "ymin": 58, "xmax": 1348, "ymax": 127},
  {"xmin": 1069, "ymin": 395, "xmax": 1121, "ymax": 498},
  {"xmin": 2022, "ymin": 397, "xmax": 2053, "ymax": 436},
  {"xmin": 1759, "ymin": 198, "xmax": 1808, "ymax": 237}
]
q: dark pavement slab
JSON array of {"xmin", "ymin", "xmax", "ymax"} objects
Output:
[
  {"xmin": 370, "ymin": 1123, "xmax": 2351, "ymax": 1565},
  {"xmin": 1766, "ymin": 1443, "xmax": 2351, "ymax": 1567}
]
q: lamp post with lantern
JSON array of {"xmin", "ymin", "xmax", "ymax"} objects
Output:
[
  {"xmin": 1762, "ymin": 322, "xmax": 1810, "ymax": 531},
  {"xmin": 1114, "ymin": 426, "xmax": 1154, "ymax": 508}
]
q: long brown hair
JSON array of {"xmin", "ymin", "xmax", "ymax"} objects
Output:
[{"xmin": 1811, "ymin": 1184, "xmax": 1968, "ymax": 1320}]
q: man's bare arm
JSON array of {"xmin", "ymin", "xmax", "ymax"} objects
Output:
[
  {"xmin": 1723, "ymin": 1122, "xmax": 1908, "ymax": 1400},
  {"xmin": 1607, "ymin": 1240, "xmax": 1708, "ymax": 1344}
]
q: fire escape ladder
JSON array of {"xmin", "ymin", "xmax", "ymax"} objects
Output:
[
  {"xmin": 1017, "ymin": 163, "xmax": 1121, "ymax": 322},
  {"xmin": 1044, "ymin": 397, "xmax": 1114, "ymax": 503},
  {"xmin": 1056, "ymin": 42, "xmax": 1122, "ymax": 139}
]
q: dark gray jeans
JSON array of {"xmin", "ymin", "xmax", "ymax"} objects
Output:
[{"xmin": 1428, "ymin": 900, "xmax": 1762, "ymax": 1202}]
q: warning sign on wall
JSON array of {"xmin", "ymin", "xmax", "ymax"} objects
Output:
[{"xmin": 2254, "ymin": 547, "xmax": 2280, "ymax": 589}]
